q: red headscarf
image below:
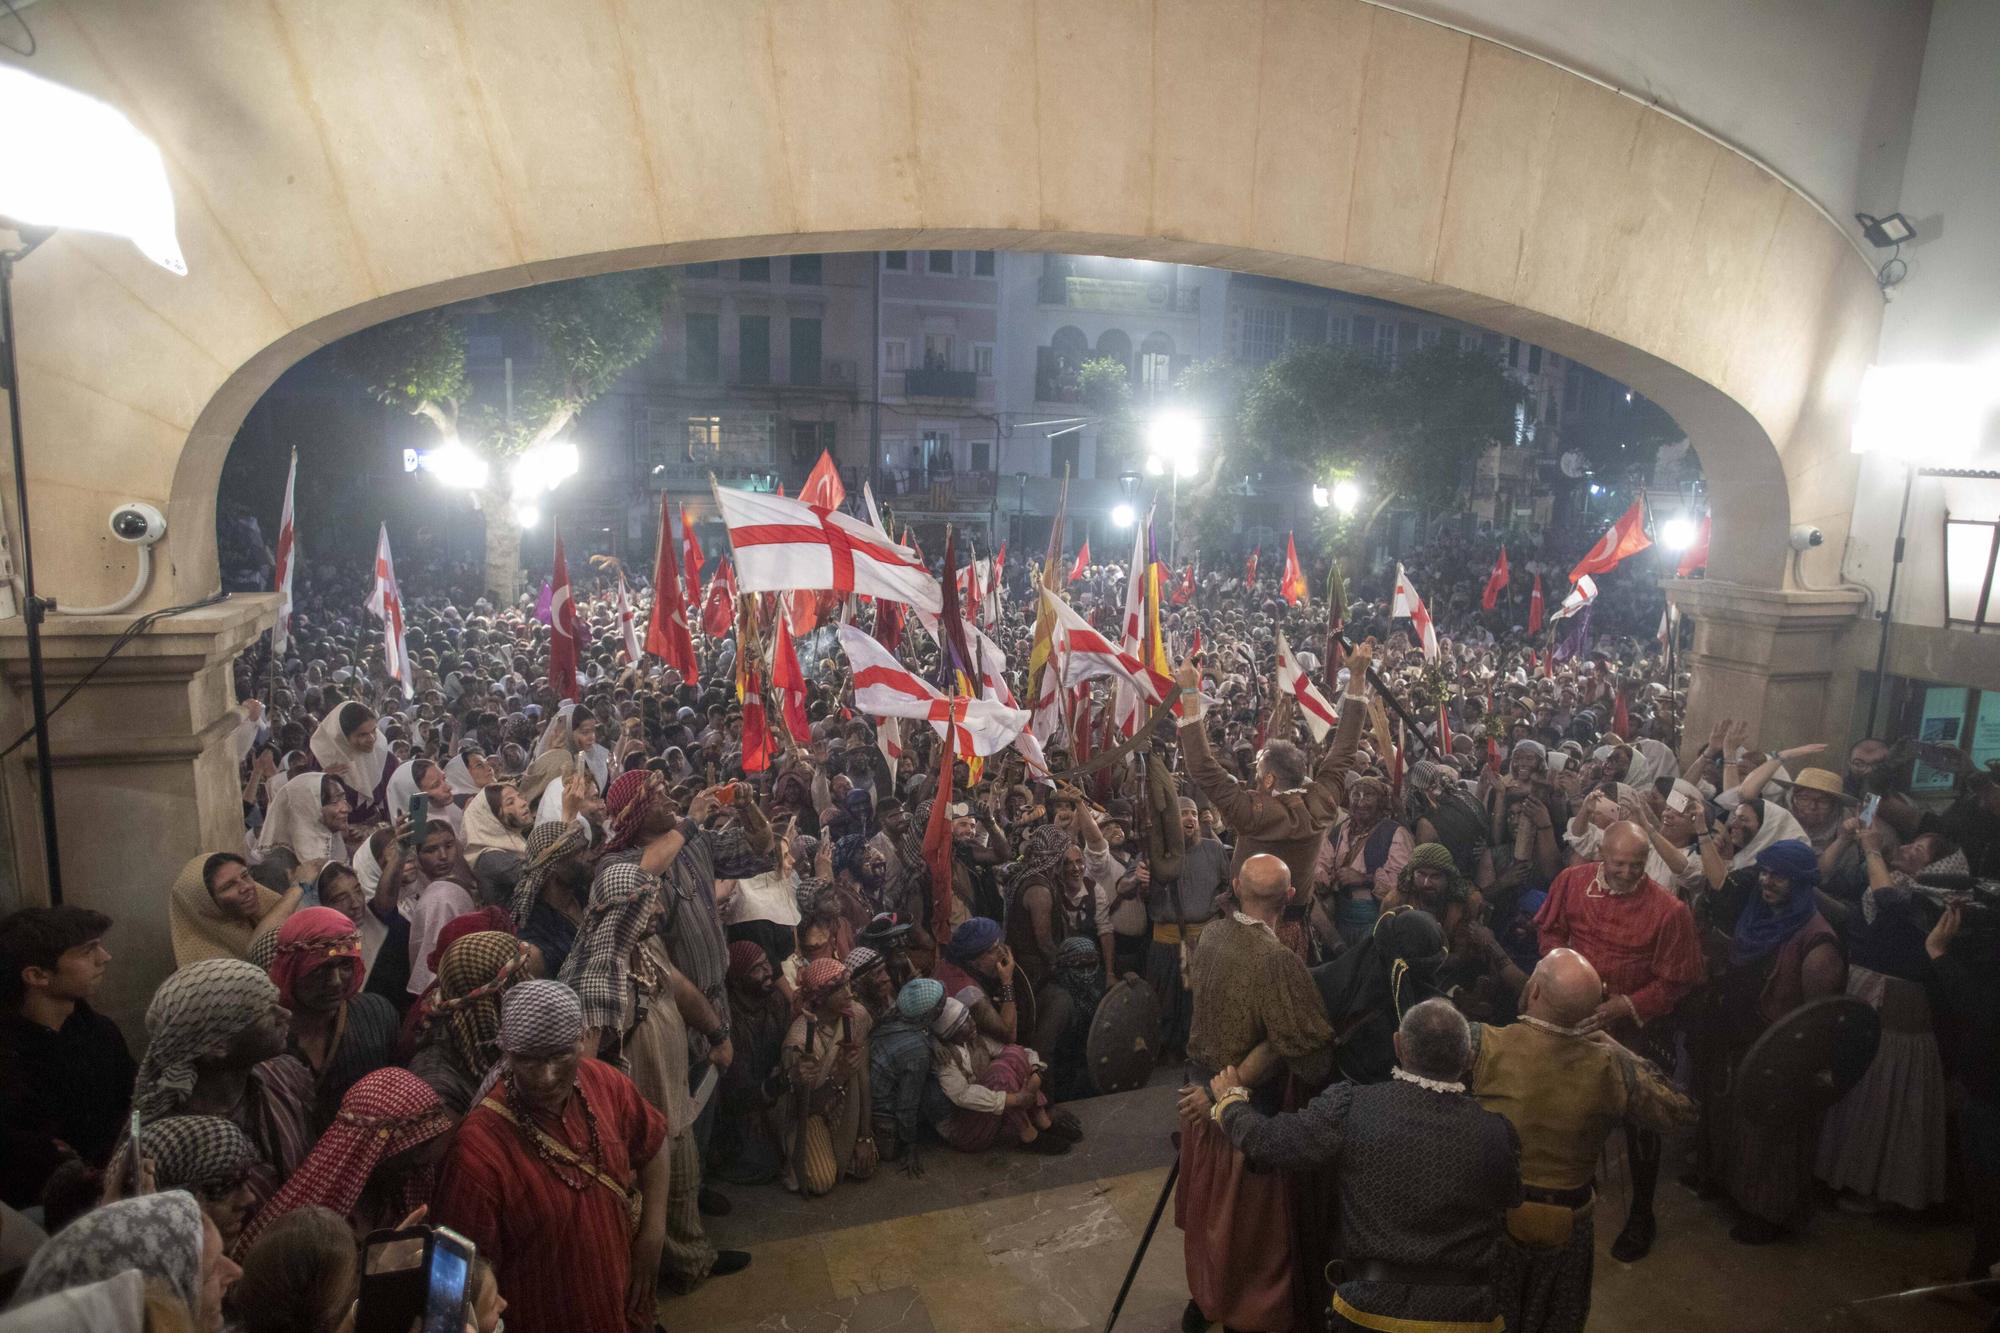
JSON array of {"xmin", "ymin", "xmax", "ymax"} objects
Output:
[
  {"xmin": 794, "ymin": 957, "xmax": 852, "ymax": 1018},
  {"xmin": 266, "ymin": 907, "xmax": 362, "ymax": 1009},
  {"xmin": 231, "ymin": 1067, "xmax": 451, "ymax": 1257}
]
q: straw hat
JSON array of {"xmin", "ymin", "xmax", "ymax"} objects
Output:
[{"xmin": 1785, "ymin": 768, "xmax": 1855, "ymax": 803}]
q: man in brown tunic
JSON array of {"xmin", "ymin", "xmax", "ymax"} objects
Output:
[
  {"xmin": 1174, "ymin": 650, "xmax": 1369, "ymax": 891},
  {"xmin": 1176, "ymin": 853, "xmax": 1333, "ymax": 1332}
]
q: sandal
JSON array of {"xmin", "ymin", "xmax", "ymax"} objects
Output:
[{"xmin": 1047, "ymin": 1109, "xmax": 1084, "ymax": 1143}]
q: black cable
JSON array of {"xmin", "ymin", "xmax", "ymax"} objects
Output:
[
  {"xmin": 0, "ymin": 591, "xmax": 231, "ymax": 759},
  {"xmin": 0, "ymin": 0, "xmax": 32, "ymax": 56}
]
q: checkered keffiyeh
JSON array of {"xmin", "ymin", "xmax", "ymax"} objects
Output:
[
  {"xmin": 604, "ymin": 770, "xmax": 668, "ymax": 853},
  {"xmin": 135, "ymin": 959, "xmax": 279, "ymax": 1118},
  {"xmin": 120, "ymin": 1115, "xmax": 256, "ymax": 1198},
  {"xmin": 233, "ymin": 1068, "xmax": 451, "ymax": 1255},
  {"xmin": 793, "ymin": 957, "xmax": 851, "ymax": 1017},
  {"xmin": 557, "ymin": 858, "xmax": 660, "ymax": 1036},
  {"xmin": 499, "ymin": 979, "xmax": 586, "ymax": 1056},
  {"xmin": 510, "ymin": 818, "xmax": 592, "ymax": 927},
  {"xmin": 432, "ymin": 931, "xmax": 529, "ymax": 1074}
]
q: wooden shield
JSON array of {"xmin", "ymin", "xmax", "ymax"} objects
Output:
[
  {"xmin": 1733, "ymin": 994, "xmax": 1880, "ymax": 1128},
  {"xmin": 1087, "ymin": 976, "xmax": 1161, "ymax": 1094}
]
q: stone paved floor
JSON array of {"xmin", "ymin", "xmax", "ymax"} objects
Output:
[{"xmin": 661, "ymin": 1082, "xmax": 1985, "ymax": 1332}]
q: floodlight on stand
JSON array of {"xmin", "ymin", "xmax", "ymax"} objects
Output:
[
  {"xmin": 0, "ymin": 67, "xmax": 187, "ymax": 273},
  {"xmin": 1854, "ymin": 212, "xmax": 1916, "ymax": 248},
  {"xmin": 1659, "ymin": 515, "xmax": 1699, "ymax": 552},
  {"xmin": 1147, "ymin": 409, "xmax": 1202, "ymax": 477},
  {"xmin": 1111, "ymin": 503, "xmax": 1136, "ymax": 529},
  {"xmin": 422, "ymin": 439, "xmax": 490, "ymax": 490},
  {"xmin": 1851, "ymin": 364, "xmax": 1993, "ymax": 466},
  {"xmin": 514, "ymin": 502, "xmax": 542, "ymax": 530},
  {"xmin": 1332, "ymin": 479, "xmax": 1362, "ymax": 516},
  {"xmin": 1143, "ymin": 454, "xmax": 1165, "ymax": 477}
]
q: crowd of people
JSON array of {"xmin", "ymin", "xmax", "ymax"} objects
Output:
[{"xmin": 2, "ymin": 503, "xmax": 1996, "ymax": 1333}]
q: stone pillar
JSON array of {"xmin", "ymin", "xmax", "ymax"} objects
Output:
[
  {"xmin": 1667, "ymin": 579, "xmax": 1868, "ymax": 766},
  {"xmin": 0, "ymin": 595, "xmax": 276, "ymax": 1031}
]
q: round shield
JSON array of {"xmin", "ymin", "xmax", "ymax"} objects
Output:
[
  {"xmin": 1087, "ymin": 976, "xmax": 1161, "ymax": 1094},
  {"xmin": 1733, "ymin": 994, "xmax": 1880, "ymax": 1128}
]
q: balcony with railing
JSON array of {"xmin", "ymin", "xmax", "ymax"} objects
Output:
[{"xmin": 903, "ymin": 366, "xmax": 978, "ymax": 399}]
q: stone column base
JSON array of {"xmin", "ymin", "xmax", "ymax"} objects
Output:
[
  {"xmin": 1666, "ymin": 579, "xmax": 1867, "ymax": 767},
  {"xmin": 0, "ymin": 594, "xmax": 276, "ymax": 1030}
]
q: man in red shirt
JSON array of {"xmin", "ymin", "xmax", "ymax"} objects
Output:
[{"xmin": 1535, "ymin": 822, "xmax": 1703, "ymax": 1263}]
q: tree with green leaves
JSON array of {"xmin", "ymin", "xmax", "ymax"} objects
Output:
[
  {"xmin": 1238, "ymin": 340, "xmax": 1521, "ymax": 555},
  {"xmin": 340, "ymin": 270, "xmax": 671, "ymax": 599}
]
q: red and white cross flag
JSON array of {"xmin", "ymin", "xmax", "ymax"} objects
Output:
[
  {"xmin": 876, "ymin": 715, "xmax": 903, "ymax": 783},
  {"xmin": 715, "ymin": 488, "xmax": 942, "ymax": 613},
  {"xmin": 1551, "ymin": 574, "xmax": 1598, "ymax": 623},
  {"xmin": 1113, "ymin": 517, "xmax": 1150, "ymax": 737},
  {"xmin": 271, "ymin": 449, "xmax": 297, "ymax": 657},
  {"xmin": 364, "ymin": 524, "xmax": 413, "ymax": 699},
  {"xmin": 614, "ymin": 574, "xmax": 642, "ymax": 664},
  {"xmin": 1391, "ymin": 562, "xmax": 1439, "ymax": 663},
  {"xmin": 1040, "ymin": 587, "xmax": 1165, "ymax": 703},
  {"xmin": 834, "ymin": 624, "xmax": 1028, "ymax": 757},
  {"xmin": 1277, "ymin": 630, "xmax": 1340, "ymax": 742}
]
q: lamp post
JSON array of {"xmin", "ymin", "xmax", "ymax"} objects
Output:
[
  {"xmin": 1146, "ymin": 410, "xmax": 1202, "ymax": 565},
  {"xmin": 0, "ymin": 67, "xmax": 186, "ymax": 902}
]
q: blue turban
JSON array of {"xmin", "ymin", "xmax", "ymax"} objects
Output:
[
  {"xmin": 943, "ymin": 916, "xmax": 1003, "ymax": 965},
  {"xmin": 1753, "ymin": 839, "xmax": 1821, "ymax": 888},
  {"xmin": 897, "ymin": 977, "xmax": 946, "ymax": 1022}
]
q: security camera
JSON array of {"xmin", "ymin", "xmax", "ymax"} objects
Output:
[
  {"xmin": 109, "ymin": 502, "xmax": 167, "ymax": 546},
  {"xmin": 1788, "ymin": 524, "xmax": 1824, "ymax": 552}
]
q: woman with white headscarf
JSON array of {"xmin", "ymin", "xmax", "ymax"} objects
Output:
[
  {"xmin": 532, "ymin": 702, "xmax": 610, "ymax": 790},
  {"xmin": 258, "ymin": 774, "xmax": 353, "ymax": 868},
  {"xmin": 10, "ymin": 1191, "xmax": 234, "ymax": 1332},
  {"xmin": 384, "ymin": 757, "xmax": 463, "ymax": 838},
  {"xmin": 309, "ymin": 701, "xmax": 390, "ymax": 821}
]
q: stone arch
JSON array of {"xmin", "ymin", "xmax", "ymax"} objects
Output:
[{"xmin": 1094, "ymin": 328, "xmax": 1134, "ymax": 371}]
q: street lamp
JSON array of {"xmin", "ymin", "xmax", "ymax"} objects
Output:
[
  {"xmin": 0, "ymin": 66, "xmax": 187, "ymax": 902},
  {"xmin": 1111, "ymin": 503, "xmax": 1136, "ymax": 529},
  {"xmin": 1146, "ymin": 410, "xmax": 1203, "ymax": 565},
  {"xmin": 1659, "ymin": 515, "xmax": 1699, "ymax": 552},
  {"xmin": 1332, "ymin": 479, "xmax": 1362, "ymax": 516}
]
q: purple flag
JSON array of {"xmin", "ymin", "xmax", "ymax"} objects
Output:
[
  {"xmin": 1552, "ymin": 604, "xmax": 1592, "ymax": 665},
  {"xmin": 533, "ymin": 578, "xmax": 553, "ymax": 625}
]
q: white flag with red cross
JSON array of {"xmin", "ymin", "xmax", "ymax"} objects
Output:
[
  {"xmin": 1277, "ymin": 630, "xmax": 1340, "ymax": 742},
  {"xmin": 715, "ymin": 488, "xmax": 942, "ymax": 613},
  {"xmin": 365, "ymin": 524, "xmax": 413, "ymax": 699},
  {"xmin": 1041, "ymin": 588, "xmax": 1164, "ymax": 702},
  {"xmin": 1391, "ymin": 562, "xmax": 1439, "ymax": 663},
  {"xmin": 835, "ymin": 625, "xmax": 1027, "ymax": 757},
  {"xmin": 272, "ymin": 450, "xmax": 297, "ymax": 657}
]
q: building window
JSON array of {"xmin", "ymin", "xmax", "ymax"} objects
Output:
[
  {"xmin": 1373, "ymin": 321, "xmax": 1396, "ymax": 367},
  {"xmin": 686, "ymin": 415, "xmax": 722, "ymax": 456},
  {"xmin": 1140, "ymin": 332, "xmax": 1175, "ymax": 395},
  {"xmin": 920, "ymin": 429, "xmax": 953, "ymax": 477},
  {"xmin": 973, "ymin": 344, "xmax": 995, "ymax": 377},
  {"xmin": 739, "ymin": 257, "xmax": 770, "ymax": 282},
  {"xmin": 1326, "ymin": 314, "xmax": 1349, "ymax": 345},
  {"xmin": 684, "ymin": 312, "xmax": 719, "ymax": 382},
  {"xmin": 738, "ymin": 314, "xmax": 770, "ymax": 384},
  {"xmin": 1420, "ymin": 326, "xmax": 1442, "ymax": 349},
  {"xmin": 1528, "ymin": 344, "xmax": 1544, "ymax": 374},
  {"xmin": 1397, "ymin": 321, "xmax": 1418, "ymax": 362},
  {"xmin": 969, "ymin": 440, "xmax": 992, "ymax": 472},
  {"xmin": 791, "ymin": 420, "xmax": 834, "ymax": 459},
  {"xmin": 683, "ymin": 261, "xmax": 719, "ymax": 278},
  {"xmin": 883, "ymin": 339, "xmax": 909, "ymax": 372},
  {"xmin": 1240, "ymin": 306, "xmax": 1284, "ymax": 364},
  {"xmin": 928, "ymin": 250, "xmax": 955, "ymax": 274},
  {"xmin": 883, "ymin": 250, "xmax": 908, "ymax": 271},
  {"xmin": 974, "ymin": 249, "xmax": 996, "ymax": 276},
  {"xmin": 789, "ymin": 317, "xmax": 822, "ymax": 386},
  {"xmin": 1350, "ymin": 315, "xmax": 1375, "ymax": 353},
  {"xmin": 1291, "ymin": 307, "xmax": 1327, "ymax": 345},
  {"xmin": 1051, "ymin": 428, "xmax": 1081, "ymax": 479},
  {"xmin": 788, "ymin": 253, "xmax": 821, "ymax": 285},
  {"xmin": 922, "ymin": 331, "xmax": 954, "ymax": 371}
]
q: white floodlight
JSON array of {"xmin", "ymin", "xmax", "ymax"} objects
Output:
[
  {"xmin": 1111, "ymin": 503, "xmax": 1136, "ymax": 529},
  {"xmin": 1659, "ymin": 515, "xmax": 1699, "ymax": 552},
  {"xmin": 1331, "ymin": 479, "xmax": 1362, "ymax": 516},
  {"xmin": 1851, "ymin": 364, "xmax": 1993, "ymax": 466}
]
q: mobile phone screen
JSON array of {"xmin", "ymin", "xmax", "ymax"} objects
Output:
[
  {"xmin": 422, "ymin": 1233, "xmax": 471, "ymax": 1333},
  {"xmin": 1860, "ymin": 794, "xmax": 1880, "ymax": 828}
]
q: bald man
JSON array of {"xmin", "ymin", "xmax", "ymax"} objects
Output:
[
  {"xmin": 1468, "ymin": 950, "xmax": 1696, "ymax": 1332},
  {"xmin": 1176, "ymin": 853, "xmax": 1333, "ymax": 1333},
  {"xmin": 1534, "ymin": 822, "xmax": 1703, "ymax": 1262}
]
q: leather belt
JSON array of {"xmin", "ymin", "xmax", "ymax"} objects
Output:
[
  {"xmin": 1522, "ymin": 1181, "xmax": 1595, "ymax": 1208},
  {"xmin": 1355, "ymin": 1260, "xmax": 1486, "ymax": 1287}
]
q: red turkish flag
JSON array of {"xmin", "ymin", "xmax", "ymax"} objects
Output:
[
  {"xmin": 772, "ymin": 608, "xmax": 810, "ymax": 745},
  {"xmin": 548, "ymin": 535, "xmax": 580, "ymax": 703},
  {"xmin": 1612, "ymin": 684, "xmax": 1631, "ymax": 740},
  {"xmin": 1244, "ymin": 546, "xmax": 1260, "ymax": 587},
  {"xmin": 1066, "ymin": 539, "xmax": 1090, "ymax": 585},
  {"xmin": 1528, "ymin": 574, "xmax": 1545, "ymax": 633},
  {"xmin": 680, "ymin": 504, "xmax": 704, "ymax": 610},
  {"xmin": 1280, "ymin": 533, "xmax": 1307, "ymax": 605},
  {"xmin": 1481, "ymin": 547, "xmax": 1511, "ymax": 611},
  {"xmin": 1570, "ymin": 499, "xmax": 1653, "ymax": 582},
  {"xmin": 1675, "ymin": 516, "xmax": 1711, "ymax": 577},
  {"xmin": 645, "ymin": 497, "xmax": 697, "ymax": 676},
  {"xmin": 700, "ymin": 559, "xmax": 736, "ymax": 637},
  {"xmin": 799, "ymin": 450, "xmax": 846, "ymax": 510},
  {"xmin": 1172, "ymin": 563, "xmax": 1195, "ymax": 605}
]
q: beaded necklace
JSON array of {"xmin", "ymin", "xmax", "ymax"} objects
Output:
[{"xmin": 503, "ymin": 1071, "xmax": 606, "ymax": 1193}]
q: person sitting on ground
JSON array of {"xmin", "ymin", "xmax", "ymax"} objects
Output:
[
  {"xmin": 779, "ymin": 959, "xmax": 876, "ymax": 1196},
  {"xmin": 265, "ymin": 907, "xmax": 398, "ymax": 1131},
  {"xmin": 931, "ymin": 916, "xmax": 1032, "ymax": 1046},
  {"xmin": 0, "ymin": 905, "xmax": 134, "ymax": 1211},
  {"xmin": 871, "ymin": 978, "xmax": 952, "ymax": 1169},
  {"xmin": 926, "ymin": 995, "xmax": 1078, "ymax": 1156},
  {"xmin": 1031, "ymin": 936, "xmax": 1110, "ymax": 1102},
  {"xmin": 710, "ymin": 941, "xmax": 792, "ymax": 1186}
]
